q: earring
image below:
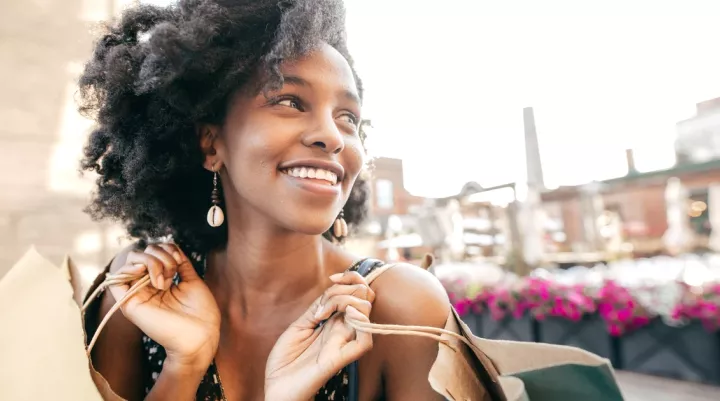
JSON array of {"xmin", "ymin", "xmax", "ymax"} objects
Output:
[
  {"xmin": 206, "ymin": 166, "xmax": 224, "ymax": 227},
  {"xmin": 333, "ymin": 209, "xmax": 349, "ymax": 240}
]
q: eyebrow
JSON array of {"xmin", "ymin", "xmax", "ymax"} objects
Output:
[
  {"xmin": 282, "ymin": 75, "xmax": 310, "ymax": 87},
  {"xmin": 282, "ymin": 74, "xmax": 361, "ymax": 105}
]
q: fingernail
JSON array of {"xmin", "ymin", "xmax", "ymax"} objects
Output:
[
  {"xmin": 156, "ymin": 274, "xmax": 165, "ymax": 290},
  {"xmin": 172, "ymin": 252, "xmax": 182, "ymax": 264},
  {"xmin": 314, "ymin": 304, "xmax": 325, "ymax": 319},
  {"xmin": 329, "ymin": 273, "xmax": 344, "ymax": 281}
]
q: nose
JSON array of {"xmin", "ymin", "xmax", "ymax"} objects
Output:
[{"xmin": 301, "ymin": 113, "xmax": 344, "ymax": 154}]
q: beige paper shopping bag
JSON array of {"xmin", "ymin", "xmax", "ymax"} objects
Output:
[
  {"xmin": 428, "ymin": 307, "xmax": 625, "ymax": 401},
  {"xmin": 0, "ymin": 248, "xmax": 103, "ymax": 401}
]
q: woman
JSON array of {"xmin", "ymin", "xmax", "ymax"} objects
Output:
[{"xmin": 80, "ymin": 1, "xmax": 450, "ymax": 400}]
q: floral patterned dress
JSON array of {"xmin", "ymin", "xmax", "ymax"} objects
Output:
[{"xmin": 141, "ymin": 252, "xmax": 384, "ymax": 401}]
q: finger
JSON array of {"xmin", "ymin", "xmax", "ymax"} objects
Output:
[
  {"xmin": 106, "ymin": 262, "xmax": 147, "ymax": 301},
  {"xmin": 157, "ymin": 243, "xmax": 188, "ymax": 265},
  {"xmin": 314, "ymin": 294, "xmax": 372, "ymax": 323},
  {"xmin": 340, "ymin": 305, "xmax": 374, "ymax": 361},
  {"xmin": 126, "ymin": 251, "xmax": 166, "ymax": 290},
  {"xmin": 318, "ymin": 283, "xmax": 375, "ymax": 307},
  {"xmin": 329, "ymin": 270, "xmax": 367, "ymax": 286},
  {"xmin": 156, "ymin": 243, "xmax": 199, "ymax": 282},
  {"xmin": 145, "ymin": 244, "xmax": 179, "ymax": 282}
]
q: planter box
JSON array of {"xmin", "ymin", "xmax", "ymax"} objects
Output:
[
  {"xmin": 479, "ymin": 313, "xmax": 537, "ymax": 342},
  {"xmin": 618, "ymin": 319, "xmax": 720, "ymax": 385},
  {"xmin": 460, "ymin": 312, "xmax": 482, "ymax": 336},
  {"xmin": 536, "ymin": 315, "xmax": 616, "ymax": 364}
]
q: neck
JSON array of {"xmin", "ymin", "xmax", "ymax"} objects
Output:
[{"xmin": 204, "ymin": 217, "xmax": 349, "ymax": 320}]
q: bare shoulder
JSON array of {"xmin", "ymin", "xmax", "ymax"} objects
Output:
[
  {"xmin": 370, "ymin": 262, "xmax": 450, "ymax": 327},
  {"xmin": 361, "ymin": 262, "xmax": 451, "ymax": 400}
]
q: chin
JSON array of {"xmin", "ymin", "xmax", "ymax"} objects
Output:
[
  {"xmin": 296, "ymin": 221, "xmax": 335, "ymax": 237},
  {"xmin": 280, "ymin": 212, "xmax": 336, "ymax": 237}
]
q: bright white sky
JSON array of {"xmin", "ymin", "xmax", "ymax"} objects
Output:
[
  {"xmin": 129, "ymin": 0, "xmax": 720, "ymax": 198},
  {"xmin": 344, "ymin": 0, "xmax": 720, "ymax": 197}
]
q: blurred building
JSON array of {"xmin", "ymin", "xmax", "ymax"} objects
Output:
[
  {"xmin": 367, "ymin": 157, "xmax": 424, "ymax": 218},
  {"xmin": 542, "ymin": 150, "xmax": 720, "ymax": 256},
  {"xmin": 352, "ymin": 157, "xmax": 427, "ymax": 260},
  {"xmin": 0, "ymin": 1, "xmax": 136, "ymax": 280},
  {"xmin": 676, "ymin": 97, "xmax": 720, "ymax": 164},
  {"xmin": 363, "ymin": 157, "xmax": 425, "ymax": 235}
]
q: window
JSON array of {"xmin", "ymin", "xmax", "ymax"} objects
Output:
[{"xmin": 375, "ymin": 179, "xmax": 394, "ymax": 209}]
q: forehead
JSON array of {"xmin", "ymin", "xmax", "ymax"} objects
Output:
[{"xmin": 279, "ymin": 43, "xmax": 359, "ymax": 96}]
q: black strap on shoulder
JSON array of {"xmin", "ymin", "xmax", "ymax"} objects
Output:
[
  {"xmin": 354, "ymin": 258, "xmax": 385, "ymax": 278},
  {"xmin": 347, "ymin": 360, "xmax": 359, "ymax": 401},
  {"xmin": 347, "ymin": 258, "xmax": 384, "ymax": 401}
]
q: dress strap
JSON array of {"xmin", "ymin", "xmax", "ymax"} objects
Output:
[
  {"xmin": 354, "ymin": 258, "xmax": 384, "ymax": 277},
  {"xmin": 346, "ymin": 257, "xmax": 384, "ymax": 401}
]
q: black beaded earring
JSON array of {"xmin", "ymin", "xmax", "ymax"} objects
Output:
[{"xmin": 206, "ymin": 165, "xmax": 224, "ymax": 227}]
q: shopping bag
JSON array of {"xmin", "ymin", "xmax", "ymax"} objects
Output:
[
  {"xmin": 1, "ymin": 248, "xmax": 624, "ymax": 401},
  {"xmin": 0, "ymin": 248, "xmax": 103, "ymax": 401},
  {"xmin": 428, "ymin": 307, "xmax": 625, "ymax": 401}
]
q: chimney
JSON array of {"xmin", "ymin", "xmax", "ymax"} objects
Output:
[
  {"xmin": 523, "ymin": 107, "xmax": 545, "ymax": 190},
  {"xmin": 625, "ymin": 149, "xmax": 637, "ymax": 175}
]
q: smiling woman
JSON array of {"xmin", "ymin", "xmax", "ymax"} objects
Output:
[{"xmin": 78, "ymin": 1, "xmax": 452, "ymax": 401}]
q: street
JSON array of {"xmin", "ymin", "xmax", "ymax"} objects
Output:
[{"xmin": 617, "ymin": 371, "xmax": 720, "ymax": 401}]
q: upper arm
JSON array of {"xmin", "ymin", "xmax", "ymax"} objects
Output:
[
  {"xmin": 369, "ymin": 263, "xmax": 450, "ymax": 401},
  {"xmin": 90, "ymin": 243, "xmax": 146, "ymax": 401}
]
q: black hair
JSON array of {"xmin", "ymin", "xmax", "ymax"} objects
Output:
[{"xmin": 79, "ymin": 0, "xmax": 369, "ymax": 253}]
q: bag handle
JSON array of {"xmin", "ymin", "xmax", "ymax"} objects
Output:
[{"xmin": 83, "ymin": 256, "xmax": 474, "ymax": 357}]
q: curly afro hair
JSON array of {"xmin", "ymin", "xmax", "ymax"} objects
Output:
[{"xmin": 79, "ymin": 0, "xmax": 369, "ymax": 254}]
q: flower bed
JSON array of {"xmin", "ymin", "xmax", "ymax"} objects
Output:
[
  {"xmin": 596, "ymin": 280, "xmax": 652, "ymax": 336},
  {"xmin": 517, "ymin": 278, "xmax": 596, "ymax": 322},
  {"xmin": 671, "ymin": 282, "xmax": 720, "ymax": 332},
  {"xmin": 439, "ymin": 261, "xmax": 720, "ymax": 382},
  {"xmin": 446, "ymin": 276, "xmax": 719, "ymax": 336}
]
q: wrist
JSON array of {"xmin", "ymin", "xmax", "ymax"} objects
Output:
[
  {"xmin": 146, "ymin": 358, "xmax": 210, "ymax": 401},
  {"xmin": 165, "ymin": 355, "xmax": 212, "ymax": 377},
  {"xmin": 264, "ymin": 381, "xmax": 314, "ymax": 401}
]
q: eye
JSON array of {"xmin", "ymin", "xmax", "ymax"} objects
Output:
[
  {"xmin": 270, "ymin": 96, "xmax": 304, "ymax": 111},
  {"xmin": 277, "ymin": 98, "xmax": 301, "ymax": 109},
  {"xmin": 338, "ymin": 113, "xmax": 358, "ymax": 126}
]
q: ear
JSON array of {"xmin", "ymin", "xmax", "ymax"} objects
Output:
[{"xmin": 198, "ymin": 124, "xmax": 224, "ymax": 172}]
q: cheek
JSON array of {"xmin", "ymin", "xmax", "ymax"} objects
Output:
[
  {"xmin": 343, "ymin": 139, "xmax": 366, "ymax": 178},
  {"xmin": 223, "ymin": 123, "xmax": 280, "ymax": 170},
  {"xmin": 220, "ymin": 131, "xmax": 283, "ymax": 200}
]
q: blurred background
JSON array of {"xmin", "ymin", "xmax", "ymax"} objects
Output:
[{"xmin": 2, "ymin": 0, "xmax": 720, "ymax": 399}]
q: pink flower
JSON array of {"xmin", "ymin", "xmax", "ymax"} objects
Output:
[{"xmin": 617, "ymin": 309, "xmax": 631, "ymax": 322}]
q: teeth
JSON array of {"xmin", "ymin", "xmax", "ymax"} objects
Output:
[{"xmin": 285, "ymin": 167, "xmax": 338, "ymax": 185}]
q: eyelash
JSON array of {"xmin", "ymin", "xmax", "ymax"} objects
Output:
[
  {"xmin": 270, "ymin": 95, "xmax": 304, "ymax": 111},
  {"xmin": 341, "ymin": 112, "xmax": 359, "ymax": 126},
  {"xmin": 269, "ymin": 95, "xmax": 359, "ymax": 127}
]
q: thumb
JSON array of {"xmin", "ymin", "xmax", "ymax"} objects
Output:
[{"xmin": 292, "ymin": 295, "xmax": 326, "ymax": 330}]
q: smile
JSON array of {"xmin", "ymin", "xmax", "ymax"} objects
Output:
[{"xmin": 281, "ymin": 167, "xmax": 338, "ymax": 186}]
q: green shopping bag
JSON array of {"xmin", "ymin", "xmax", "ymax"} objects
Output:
[{"xmin": 428, "ymin": 308, "xmax": 625, "ymax": 401}]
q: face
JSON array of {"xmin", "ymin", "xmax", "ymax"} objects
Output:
[{"xmin": 203, "ymin": 43, "xmax": 365, "ymax": 236}]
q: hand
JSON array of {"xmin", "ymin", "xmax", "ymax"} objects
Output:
[
  {"xmin": 108, "ymin": 243, "xmax": 220, "ymax": 370},
  {"xmin": 264, "ymin": 271, "xmax": 375, "ymax": 401}
]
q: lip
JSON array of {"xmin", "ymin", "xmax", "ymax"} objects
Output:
[{"xmin": 278, "ymin": 159, "xmax": 345, "ymax": 182}]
